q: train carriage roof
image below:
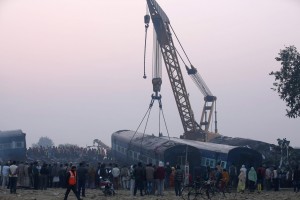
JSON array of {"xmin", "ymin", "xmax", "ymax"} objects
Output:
[
  {"xmin": 0, "ymin": 130, "xmax": 25, "ymax": 138},
  {"xmin": 112, "ymin": 130, "xmax": 181, "ymax": 154},
  {"xmin": 167, "ymin": 137, "xmax": 237, "ymax": 154},
  {"xmin": 112, "ymin": 130, "xmax": 241, "ymax": 154}
]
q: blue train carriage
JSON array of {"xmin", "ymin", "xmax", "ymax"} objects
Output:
[
  {"xmin": 111, "ymin": 130, "xmax": 202, "ymax": 169},
  {"xmin": 0, "ymin": 130, "xmax": 27, "ymax": 162},
  {"xmin": 111, "ymin": 130, "xmax": 262, "ymax": 178},
  {"xmin": 169, "ymin": 137, "xmax": 263, "ymax": 176}
]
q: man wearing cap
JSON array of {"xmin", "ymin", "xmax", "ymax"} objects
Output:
[{"xmin": 64, "ymin": 166, "xmax": 82, "ymax": 200}]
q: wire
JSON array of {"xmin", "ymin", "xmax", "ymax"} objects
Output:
[
  {"xmin": 170, "ymin": 24, "xmax": 192, "ymax": 66},
  {"xmin": 175, "ymin": 47, "xmax": 188, "ymax": 67}
]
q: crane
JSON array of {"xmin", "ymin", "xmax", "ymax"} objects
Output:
[{"xmin": 145, "ymin": 0, "xmax": 218, "ymax": 141}]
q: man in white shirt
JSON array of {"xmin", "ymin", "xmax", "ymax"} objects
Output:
[
  {"xmin": 111, "ymin": 164, "xmax": 120, "ymax": 190},
  {"xmin": 9, "ymin": 161, "xmax": 18, "ymax": 194},
  {"xmin": 2, "ymin": 163, "xmax": 10, "ymax": 189},
  {"xmin": 0, "ymin": 162, "xmax": 2, "ymax": 184}
]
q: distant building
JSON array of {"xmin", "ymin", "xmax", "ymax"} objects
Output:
[{"xmin": 0, "ymin": 129, "xmax": 26, "ymax": 162}]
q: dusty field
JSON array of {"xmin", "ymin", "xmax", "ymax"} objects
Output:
[{"xmin": 0, "ymin": 187, "xmax": 300, "ymax": 200}]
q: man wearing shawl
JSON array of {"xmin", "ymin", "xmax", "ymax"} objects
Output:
[{"xmin": 248, "ymin": 167, "xmax": 257, "ymax": 192}]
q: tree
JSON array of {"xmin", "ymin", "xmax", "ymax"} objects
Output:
[
  {"xmin": 35, "ymin": 136, "xmax": 54, "ymax": 147},
  {"xmin": 270, "ymin": 45, "xmax": 300, "ymax": 118}
]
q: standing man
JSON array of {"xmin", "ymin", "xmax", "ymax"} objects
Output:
[
  {"xmin": 64, "ymin": 165, "xmax": 81, "ymax": 200},
  {"xmin": 265, "ymin": 166, "xmax": 272, "ymax": 190},
  {"xmin": 229, "ymin": 163, "xmax": 237, "ymax": 188},
  {"xmin": 77, "ymin": 162, "xmax": 88, "ymax": 198},
  {"xmin": 40, "ymin": 163, "xmax": 49, "ymax": 190},
  {"xmin": 17, "ymin": 161, "xmax": 25, "ymax": 187},
  {"xmin": 2, "ymin": 162, "xmax": 10, "ymax": 189},
  {"xmin": 248, "ymin": 167, "xmax": 257, "ymax": 192},
  {"xmin": 273, "ymin": 166, "xmax": 279, "ymax": 191},
  {"xmin": 164, "ymin": 162, "xmax": 171, "ymax": 190},
  {"xmin": 120, "ymin": 165, "xmax": 129, "ymax": 190},
  {"xmin": 9, "ymin": 161, "xmax": 18, "ymax": 194},
  {"xmin": 134, "ymin": 162, "xmax": 145, "ymax": 196},
  {"xmin": 0, "ymin": 162, "xmax": 2, "ymax": 185},
  {"xmin": 292, "ymin": 165, "xmax": 300, "ymax": 192},
  {"xmin": 257, "ymin": 165, "xmax": 266, "ymax": 192},
  {"xmin": 156, "ymin": 161, "xmax": 165, "ymax": 196},
  {"xmin": 145, "ymin": 163, "xmax": 154, "ymax": 195},
  {"xmin": 111, "ymin": 164, "xmax": 120, "ymax": 190},
  {"xmin": 32, "ymin": 162, "xmax": 40, "ymax": 190},
  {"xmin": 174, "ymin": 165, "xmax": 183, "ymax": 196},
  {"xmin": 130, "ymin": 165, "xmax": 136, "ymax": 197}
]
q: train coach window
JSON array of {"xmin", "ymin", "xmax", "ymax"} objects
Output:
[
  {"xmin": 203, "ymin": 158, "xmax": 215, "ymax": 168},
  {"xmin": 16, "ymin": 142, "xmax": 24, "ymax": 148},
  {"xmin": 221, "ymin": 161, "xmax": 227, "ymax": 169},
  {"xmin": 207, "ymin": 159, "xmax": 215, "ymax": 168},
  {"xmin": 201, "ymin": 158, "xmax": 206, "ymax": 166},
  {"xmin": 3, "ymin": 143, "xmax": 12, "ymax": 149}
]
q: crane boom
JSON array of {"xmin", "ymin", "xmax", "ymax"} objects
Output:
[{"xmin": 186, "ymin": 65, "xmax": 217, "ymax": 132}]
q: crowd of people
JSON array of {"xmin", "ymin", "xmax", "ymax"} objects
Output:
[
  {"xmin": 26, "ymin": 145, "xmax": 107, "ymax": 164},
  {"xmin": 1, "ymin": 159, "xmax": 300, "ymax": 199}
]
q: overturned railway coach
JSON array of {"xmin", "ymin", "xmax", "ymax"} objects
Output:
[
  {"xmin": 112, "ymin": 130, "xmax": 262, "ymax": 176},
  {"xmin": 0, "ymin": 130, "xmax": 27, "ymax": 162}
]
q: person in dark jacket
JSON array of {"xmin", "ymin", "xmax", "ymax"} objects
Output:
[
  {"xmin": 77, "ymin": 162, "xmax": 88, "ymax": 198},
  {"xmin": 32, "ymin": 162, "xmax": 40, "ymax": 190},
  {"xmin": 134, "ymin": 162, "xmax": 145, "ymax": 196},
  {"xmin": 174, "ymin": 165, "xmax": 183, "ymax": 196},
  {"xmin": 64, "ymin": 166, "xmax": 81, "ymax": 200},
  {"xmin": 39, "ymin": 163, "xmax": 49, "ymax": 190},
  {"xmin": 293, "ymin": 165, "xmax": 300, "ymax": 192},
  {"xmin": 156, "ymin": 161, "xmax": 165, "ymax": 196}
]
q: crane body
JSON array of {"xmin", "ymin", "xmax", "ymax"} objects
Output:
[{"xmin": 145, "ymin": 0, "xmax": 217, "ymax": 141}]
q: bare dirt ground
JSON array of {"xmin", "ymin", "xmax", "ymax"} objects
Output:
[{"xmin": 0, "ymin": 187, "xmax": 300, "ymax": 200}]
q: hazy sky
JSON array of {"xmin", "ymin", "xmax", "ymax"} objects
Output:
[{"xmin": 0, "ymin": 0, "xmax": 299, "ymax": 148}]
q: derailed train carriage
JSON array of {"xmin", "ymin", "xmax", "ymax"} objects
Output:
[
  {"xmin": 0, "ymin": 130, "xmax": 27, "ymax": 162},
  {"xmin": 111, "ymin": 130, "xmax": 262, "ymax": 176}
]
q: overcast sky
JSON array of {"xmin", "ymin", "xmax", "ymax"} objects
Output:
[{"xmin": 0, "ymin": 0, "xmax": 299, "ymax": 148}]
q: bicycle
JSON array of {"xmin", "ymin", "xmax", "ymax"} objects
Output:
[{"xmin": 181, "ymin": 180, "xmax": 225, "ymax": 200}]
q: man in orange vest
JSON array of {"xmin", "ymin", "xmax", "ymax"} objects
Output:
[{"xmin": 64, "ymin": 166, "xmax": 82, "ymax": 200}]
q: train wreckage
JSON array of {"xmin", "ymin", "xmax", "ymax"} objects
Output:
[{"xmin": 111, "ymin": 130, "xmax": 262, "ymax": 176}]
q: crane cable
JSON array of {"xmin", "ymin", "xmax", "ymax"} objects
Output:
[
  {"xmin": 160, "ymin": 104, "xmax": 171, "ymax": 140},
  {"xmin": 128, "ymin": 97, "xmax": 171, "ymax": 159},
  {"xmin": 170, "ymin": 24, "xmax": 192, "ymax": 66},
  {"xmin": 128, "ymin": 102, "xmax": 153, "ymax": 147},
  {"xmin": 143, "ymin": 10, "xmax": 150, "ymax": 79},
  {"xmin": 128, "ymin": 97, "xmax": 154, "ymax": 160}
]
